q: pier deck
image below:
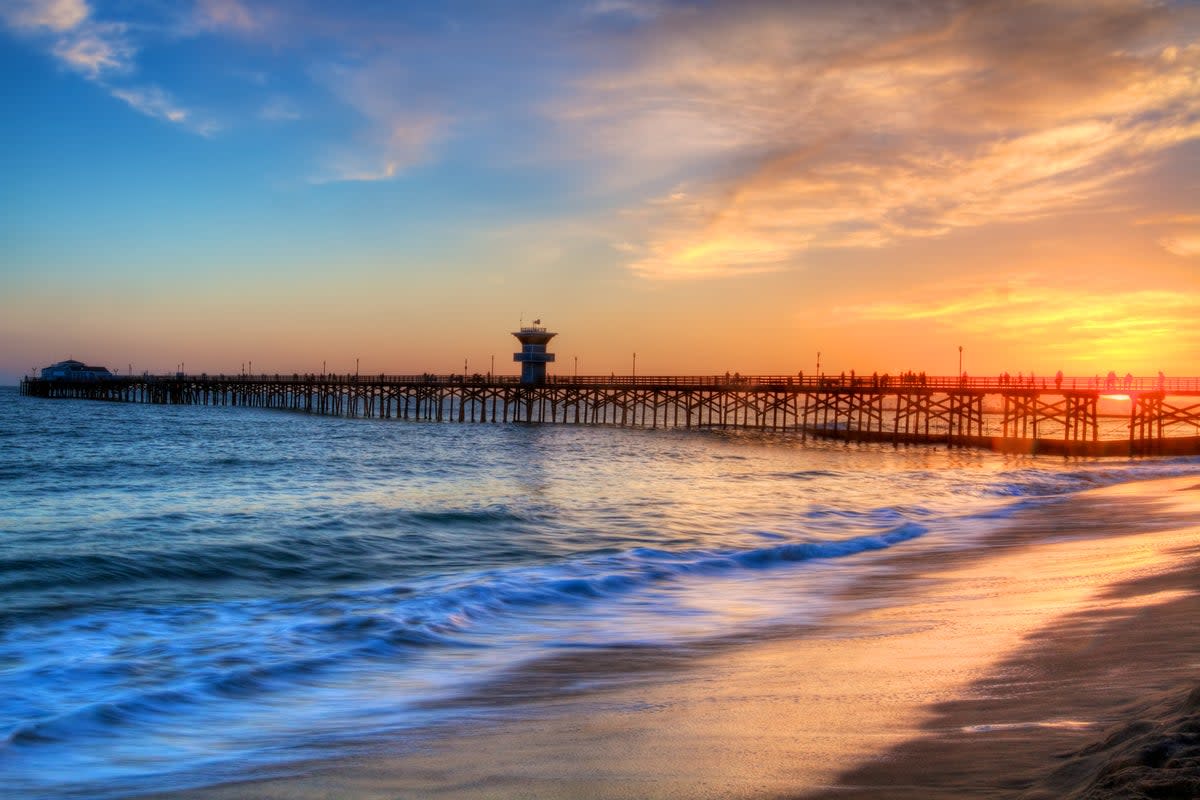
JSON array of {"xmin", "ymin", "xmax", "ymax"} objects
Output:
[{"xmin": 19, "ymin": 373, "xmax": 1200, "ymax": 456}]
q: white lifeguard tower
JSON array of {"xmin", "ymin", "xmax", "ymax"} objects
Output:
[{"xmin": 512, "ymin": 321, "xmax": 556, "ymax": 384}]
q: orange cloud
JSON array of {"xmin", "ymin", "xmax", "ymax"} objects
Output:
[
  {"xmin": 832, "ymin": 276, "xmax": 1200, "ymax": 371},
  {"xmin": 2, "ymin": 0, "xmax": 88, "ymax": 32},
  {"xmin": 557, "ymin": 1, "xmax": 1200, "ymax": 280}
]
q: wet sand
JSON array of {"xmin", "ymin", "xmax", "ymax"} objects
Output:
[{"xmin": 145, "ymin": 476, "xmax": 1200, "ymax": 800}]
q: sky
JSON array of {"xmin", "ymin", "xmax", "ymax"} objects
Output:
[{"xmin": 1, "ymin": 0, "xmax": 1198, "ymax": 383}]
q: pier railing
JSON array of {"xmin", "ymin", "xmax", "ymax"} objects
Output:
[{"xmin": 44, "ymin": 373, "xmax": 1200, "ymax": 393}]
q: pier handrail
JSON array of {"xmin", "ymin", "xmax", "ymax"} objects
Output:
[{"xmin": 40, "ymin": 373, "xmax": 1200, "ymax": 393}]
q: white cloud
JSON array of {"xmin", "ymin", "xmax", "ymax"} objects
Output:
[
  {"xmin": 50, "ymin": 23, "xmax": 132, "ymax": 77},
  {"xmin": 110, "ymin": 86, "xmax": 218, "ymax": 135},
  {"xmin": 1, "ymin": 0, "xmax": 221, "ymax": 134},
  {"xmin": 584, "ymin": 0, "xmax": 663, "ymax": 22},
  {"xmin": 111, "ymin": 86, "xmax": 186, "ymax": 122},
  {"xmin": 2, "ymin": 0, "xmax": 134, "ymax": 77}
]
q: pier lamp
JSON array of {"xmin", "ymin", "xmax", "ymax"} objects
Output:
[
  {"xmin": 958, "ymin": 345, "xmax": 963, "ymax": 376},
  {"xmin": 633, "ymin": 352, "xmax": 637, "ymax": 378}
]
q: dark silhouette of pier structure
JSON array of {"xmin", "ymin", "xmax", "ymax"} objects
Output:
[{"xmin": 20, "ymin": 371, "xmax": 1200, "ymax": 456}]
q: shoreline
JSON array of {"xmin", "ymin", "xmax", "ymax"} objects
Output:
[
  {"xmin": 799, "ymin": 479, "xmax": 1200, "ymax": 799},
  {"xmin": 140, "ymin": 475, "xmax": 1200, "ymax": 800}
]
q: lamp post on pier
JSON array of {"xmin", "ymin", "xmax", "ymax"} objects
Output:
[
  {"xmin": 958, "ymin": 345, "xmax": 963, "ymax": 377},
  {"xmin": 632, "ymin": 352, "xmax": 637, "ymax": 379}
]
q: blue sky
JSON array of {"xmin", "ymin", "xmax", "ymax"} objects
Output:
[{"xmin": 3, "ymin": 0, "xmax": 1199, "ymax": 382}]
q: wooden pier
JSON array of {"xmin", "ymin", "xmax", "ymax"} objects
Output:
[{"xmin": 19, "ymin": 373, "xmax": 1200, "ymax": 456}]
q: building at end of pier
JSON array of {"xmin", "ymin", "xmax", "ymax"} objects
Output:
[{"xmin": 513, "ymin": 321, "xmax": 556, "ymax": 384}]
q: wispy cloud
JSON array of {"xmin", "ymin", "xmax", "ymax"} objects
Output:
[
  {"xmin": 192, "ymin": 0, "xmax": 261, "ymax": 34},
  {"xmin": 1, "ymin": 0, "xmax": 217, "ymax": 132},
  {"xmin": 259, "ymin": 95, "xmax": 302, "ymax": 122},
  {"xmin": 2, "ymin": 0, "xmax": 133, "ymax": 77},
  {"xmin": 110, "ymin": 86, "xmax": 219, "ymax": 135},
  {"xmin": 49, "ymin": 22, "xmax": 131, "ymax": 77},
  {"xmin": 1159, "ymin": 234, "xmax": 1200, "ymax": 257},
  {"xmin": 308, "ymin": 60, "xmax": 451, "ymax": 183},
  {"xmin": 555, "ymin": 0, "xmax": 1200, "ymax": 279},
  {"xmin": 2, "ymin": 0, "xmax": 86, "ymax": 31},
  {"xmin": 110, "ymin": 86, "xmax": 185, "ymax": 123},
  {"xmin": 1136, "ymin": 214, "xmax": 1200, "ymax": 257},
  {"xmin": 310, "ymin": 114, "xmax": 445, "ymax": 183},
  {"xmin": 583, "ymin": 0, "xmax": 665, "ymax": 23},
  {"xmin": 832, "ymin": 276, "xmax": 1200, "ymax": 367}
]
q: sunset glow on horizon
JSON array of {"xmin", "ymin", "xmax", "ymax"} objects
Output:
[{"xmin": 2, "ymin": 0, "xmax": 1199, "ymax": 383}]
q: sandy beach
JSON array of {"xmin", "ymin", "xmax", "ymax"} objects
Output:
[{"xmin": 140, "ymin": 475, "xmax": 1200, "ymax": 800}]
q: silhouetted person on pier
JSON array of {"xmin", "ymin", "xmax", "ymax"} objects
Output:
[
  {"xmin": 1055, "ymin": 370, "xmax": 1063, "ymax": 390},
  {"xmin": 1106, "ymin": 371, "xmax": 1117, "ymax": 390},
  {"xmin": 1159, "ymin": 371, "xmax": 1166, "ymax": 390},
  {"xmin": 1124, "ymin": 372, "xmax": 1133, "ymax": 390}
]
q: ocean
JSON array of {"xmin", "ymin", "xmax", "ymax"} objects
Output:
[{"xmin": 2, "ymin": 385, "xmax": 1198, "ymax": 799}]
